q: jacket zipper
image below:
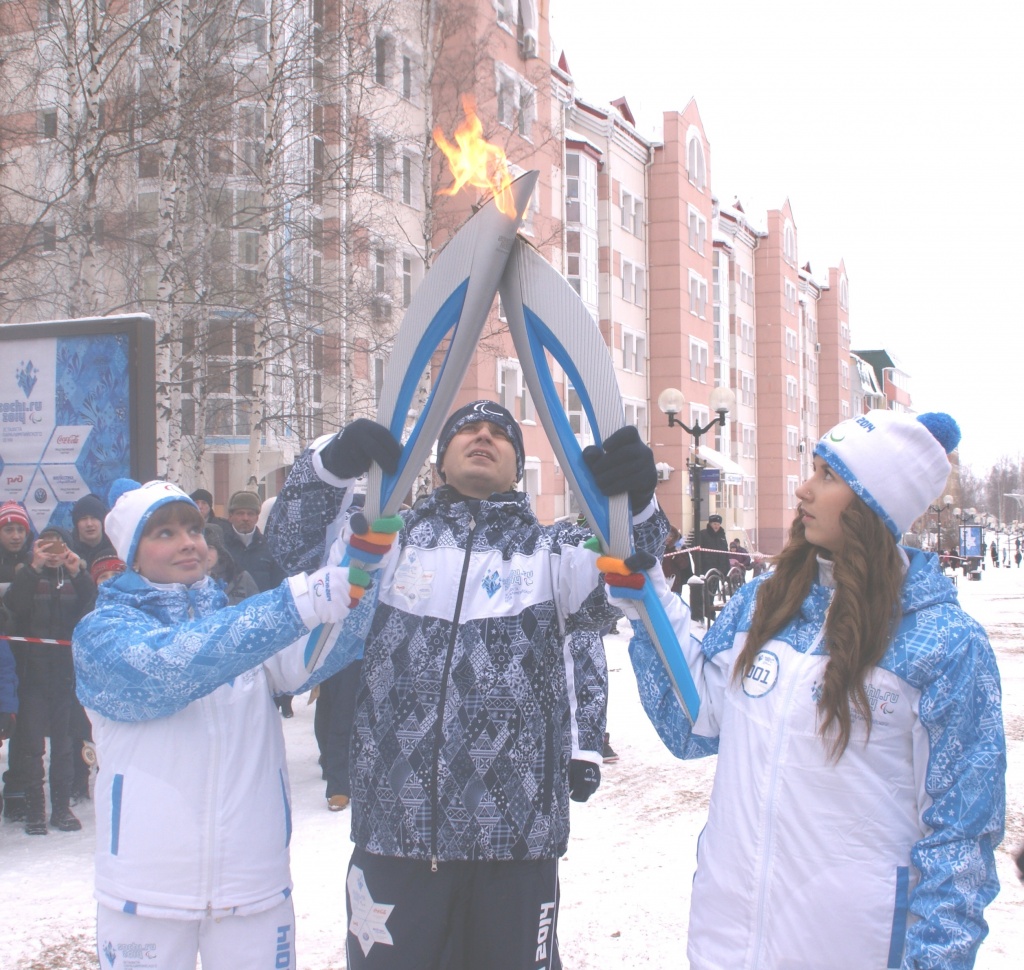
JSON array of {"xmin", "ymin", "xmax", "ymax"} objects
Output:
[
  {"xmin": 430, "ymin": 513, "xmax": 478, "ymax": 872},
  {"xmin": 202, "ymin": 690, "xmax": 221, "ymax": 912}
]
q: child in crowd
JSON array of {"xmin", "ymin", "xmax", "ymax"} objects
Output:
[
  {"xmin": 89, "ymin": 555, "xmax": 126, "ymax": 587},
  {"xmin": 73, "ymin": 479, "xmax": 360, "ymax": 970},
  {"xmin": 619, "ymin": 411, "xmax": 1005, "ymax": 970}
]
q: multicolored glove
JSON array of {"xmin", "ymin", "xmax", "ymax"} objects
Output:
[
  {"xmin": 597, "ymin": 549, "xmax": 658, "ymax": 603},
  {"xmin": 333, "ymin": 511, "xmax": 404, "ymax": 607}
]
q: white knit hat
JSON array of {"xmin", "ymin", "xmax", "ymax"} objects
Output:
[
  {"xmin": 814, "ymin": 410, "xmax": 960, "ymax": 539},
  {"xmin": 105, "ymin": 478, "xmax": 198, "ymax": 565}
]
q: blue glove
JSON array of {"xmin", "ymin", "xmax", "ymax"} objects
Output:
[
  {"xmin": 582, "ymin": 426, "xmax": 657, "ymax": 510},
  {"xmin": 319, "ymin": 419, "xmax": 401, "ymax": 479},
  {"xmin": 569, "ymin": 760, "xmax": 601, "ymax": 802}
]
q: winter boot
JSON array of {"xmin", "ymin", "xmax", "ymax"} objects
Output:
[
  {"xmin": 24, "ymin": 789, "xmax": 48, "ymax": 835},
  {"xmin": 2, "ymin": 790, "xmax": 27, "ymax": 822},
  {"xmin": 602, "ymin": 732, "xmax": 619, "ymax": 764},
  {"xmin": 50, "ymin": 804, "xmax": 82, "ymax": 832}
]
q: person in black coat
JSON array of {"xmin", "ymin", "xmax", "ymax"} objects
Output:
[
  {"xmin": 697, "ymin": 514, "xmax": 731, "ymax": 576},
  {"xmin": 3, "ymin": 525, "xmax": 95, "ymax": 833},
  {"xmin": 221, "ymin": 491, "xmax": 285, "ymax": 593},
  {"xmin": 70, "ymin": 493, "xmax": 116, "ymax": 569}
]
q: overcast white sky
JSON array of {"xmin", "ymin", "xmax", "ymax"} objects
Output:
[{"xmin": 549, "ymin": 0, "xmax": 1024, "ymax": 473}]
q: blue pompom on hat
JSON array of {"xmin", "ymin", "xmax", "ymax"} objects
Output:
[
  {"xmin": 105, "ymin": 478, "xmax": 198, "ymax": 565},
  {"xmin": 814, "ymin": 410, "xmax": 960, "ymax": 539}
]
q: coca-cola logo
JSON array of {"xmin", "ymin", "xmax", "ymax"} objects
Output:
[{"xmin": 56, "ymin": 434, "xmax": 79, "ymax": 445}]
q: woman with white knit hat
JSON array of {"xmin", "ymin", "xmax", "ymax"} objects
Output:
[
  {"xmin": 73, "ymin": 478, "xmax": 363, "ymax": 970},
  {"xmin": 618, "ymin": 411, "xmax": 1006, "ymax": 970}
]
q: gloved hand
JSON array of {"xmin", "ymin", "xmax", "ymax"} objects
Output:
[
  {"xmin": 290, "ymin": 565, "xmax": 364, "ymax": 627},
  {"xmin": 599, "ymin": 550, "xmax": 663, "ymax": 620},
  {"xmin": 569, "ymin": 759, "xmax": 601, "ymax": 802},
  {"xmin": 335, "ymin": 511, "xmax": 404, "ymax": 572},
  {"xmin": 582, "ymin": 426, "xmax": 657, "ymax": 510},
  {"xmin": 319, "ymin": 419, "xmax": 401, "ymax": 480},
  {"xmin": 0, "ymin": 711, "xmax": 14, "ymax": 740}
]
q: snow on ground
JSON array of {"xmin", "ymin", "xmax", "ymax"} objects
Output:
[{"xmin": 3, "ymin": 566, "xmax": 1023, "ymax": 969}]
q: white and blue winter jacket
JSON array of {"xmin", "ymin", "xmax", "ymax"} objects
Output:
[
  {"xmin": 73, "ymin": 569, "xmax": 358, "ymax": 917},
  {"xmin": 268, "ymin": 439, "xmax": 668, "ymax": 864},
  {"xmin": 629, "ymin": 548, "xmax": 1005, "ymax": 970}
]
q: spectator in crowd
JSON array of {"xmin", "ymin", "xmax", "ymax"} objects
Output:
[
  {"xmin": 4, "ymin": 525, "xmax": 95, "ymax": 833},
  {"xmin": 190, "ymin": 488, "xmax": 231, "ymax": 533},
  {"xmin": 697, "ymin": 513, "xmax": 731, "ymax": 576},
  {"xmin": 70, "ymin": 494, "xmax": 116, "ymax": 568},
  {"xmin": 267, "ymin": 402, "xmax": 662, "ymax": 969},
  {"xmin": 73, "ymin": 478, "xmax": 359, "ymax": 970},
  {"xmin": 313, "ymin": 661, "xmax": 363, "ymax": 812},
  {"xmin": 0, "ymin": 607, "xmax": 17, "ymax": 820},
  {"xmin": 0, "ymin": 501, "xmax": 32, "ymax": 820},
  {"xmin": 222, "ymin": 490, "xmax": 285, "ymax": 593},
  {"xmin": 204, "ymin": 524, "xmax": 259, "ymax": 605},
  {"xmin": 90, "ymin": 555, "xmax": 126, "ymax": 587},
  {"xmin": 620, "ymin": 410, "xmax": 1005, "ymax": 970}
]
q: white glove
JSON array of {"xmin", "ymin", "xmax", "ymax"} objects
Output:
[{"xmin": 288, "ymin": 566, "xmax": 356, "ymax": 628}]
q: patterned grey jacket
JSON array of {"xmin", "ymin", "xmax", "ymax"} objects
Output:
[{"xmin": 268, "ymin": 442, "xmax": 668, "ymax": 863}]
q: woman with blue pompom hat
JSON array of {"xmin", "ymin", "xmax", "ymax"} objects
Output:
[{"xmin": 617, "ymin": 411, "xmax": 1006, "ymax": 970}]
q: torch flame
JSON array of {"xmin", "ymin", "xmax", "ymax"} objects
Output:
[{"xmin": 433, "ymin": 95, "xmax": 517, "ymax": 218}]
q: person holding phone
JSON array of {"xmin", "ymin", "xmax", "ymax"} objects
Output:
[{"xmin": 3, "ymin": 525, "xmax": 95, "ymax": 834}]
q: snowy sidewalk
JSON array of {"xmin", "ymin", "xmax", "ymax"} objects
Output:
[{"xmin": 2, "ymin": 565, "xmax": 1023, "ymax": 968}]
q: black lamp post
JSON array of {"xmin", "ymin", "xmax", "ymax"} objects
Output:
[{"xmin": 657, "ymin": 384, "xmax": 736, "ymax": 575}]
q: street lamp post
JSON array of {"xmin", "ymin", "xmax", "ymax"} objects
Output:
[{"xmin": 657, "ymin": 385, "xmax": 737, "ymax": 574}]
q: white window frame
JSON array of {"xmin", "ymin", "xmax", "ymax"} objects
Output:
[
  {"xmin": 687, "ymin": 205, "xmax": 707, "ymax": 255},
  {"xmin": 498, "ymin": 358, "xmax": 536, "ymax": 424},
  {"xmin": 786, "ymin": 376, "xmax": 798, "ymax": 412},
  {"xmin": 622, "ymin": 328, "xmax": 646, "ymax": 375},
  {"xmin": 689, "ymin": 337, "xmax": 709, "ymax": 384},
  {"xmin": 688, "ymin": 270, "xmax": 707, "ymax": 319}
]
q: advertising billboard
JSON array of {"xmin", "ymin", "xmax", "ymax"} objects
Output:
[{"xmin": 0, "ymin": 314, "xmax": 156, "ymax": 534}]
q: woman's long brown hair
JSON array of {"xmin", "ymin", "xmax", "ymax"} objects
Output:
[{"xmin": 732, "ymin": 496, "xmax": 905, "ymax": 759}]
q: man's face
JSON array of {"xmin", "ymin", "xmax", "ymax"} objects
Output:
[
  {"xmin": 229, "ymin": 508, "xmax": 258, "ymax": 534},
  {"xmin": 709, "ymin": 520, "xmax": 722, "ymax": 532},
  {"xmin": 76, "ymin": 515, "xmax": 103, "ymax": 546},
  {"xmin": 194, "ymin": 499, "xmax": 212, "ymax": 518},
  {"xmin": 441, "ymin": 421, "xmax": 519, "ymax": 500}
]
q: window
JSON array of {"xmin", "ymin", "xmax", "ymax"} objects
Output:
[
  {"xmin": 687, "ymin": 133, "xmax": 706, "ymax": 190},
  {"xmin": 496, "ymin": 65, "xmax": 535, "ymax": 138},
  {"xmin": 740, "ymin": 371, "xmax": 755, "ymax": 407},
  {"xmin": 402, "ymin": 55, "xmax": 413, "ymax": 100},
  {"xmin": 740, "ymin": 320, "xmax": 754, "ymax": 356},
  {"xmin": 402, "ymin": 257, "xmax": 413, "ymax": 307},
  {"xmin": 566, "ymin": 384, "xmax": 593, "ymax": 447},
  {"xmin": 498, "ymin": 359, "xmax": 535, "ymax": 422},
  {"xmin": 689, "ymin": 338, "xmax": 708, "ymax": 383},
  {"xmin": 840, "ymin": 360, "xmax": 850, "ymax": 390},
  {"xmin": 687, "ymin": 206, "xmax": 707, "ymax": 255},
  {"xmin": 39, "ymin": 0, "xmax": 59, "ymax": 25},
  {"xmin": 621, "ymin": 260, "xmax": 645, "ymax": 307},
  {"xmin": 622, "ymin": 330, "xmax": 645, "ymax": 375},
  {"xmin": 787, "ymin": 477, "xmax": 799, "ymax": 509},
  {"xmin": 621, "ymin": 190, "xmax": 643, "ymax": 237},
  {"xmin": 373, "ymin": 248, "xmax": 392, "ymax": 321},
  {"xmin": 784, "ymin": 280, "xmax": 796, "ymax": 314},
  {"xmin": 495, "ymin": 0, "xmax": 514, "ymax": 28},
  {"xmin": 566, "ymin": 229, "xmax": 598, "ymax": 307},
  {"xmin": 624, "ymin": 400, "xmax": 648, "ymax": 438},
  {"xmin": 739, "ymin": 270, "xmax": 754, "ymax": 305},
  {"xmin": 783, "ymin": 221, "xmax": 797, "ymax": 264},
  {"xmin": 841, "ymin": 399, "xmax": 851, "ymax": 419},
  {"xmin": 787, "ymin": 426, "xmax": 799, "ymax": 461},
  {"xmin": 688, "ymin": 271, "xmax": 707, "ymax": 319},
  {"xmin": 786, "ymin": 376, "xmax": 797, "ymax": 412},
  {"xmin": 785, "ymin": 328, "xmax": 797, "ymax": 363},
  {"xmin": 373, "ymin": 140, "xmax": 387, "ymax": 194},
  {"xmin": 401, "ymin": 154, "xmax": 412, "ymax": 205},
  {"xmin": 40, "ymin": 109, "xmax": 57, "ymax": 139},
  {"xmin": 39, "ymin": 221, "xmax": 56, "ymax": 252},
  {"xmin": 743, "ymin": 478, "xmax": 756, "ymax": 511},
  {"xmin": 374, "ymin": 34, "xmax": 388, "ymax": 85},
  {"xmin": 742, "ymin": 425, "xmax": 756, "ymax": 459},
  {"xmin": 840, "ymin": 275, "xmax": 849, "ymax": 311}
]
